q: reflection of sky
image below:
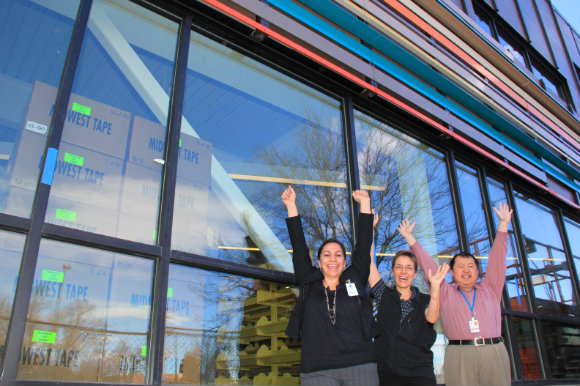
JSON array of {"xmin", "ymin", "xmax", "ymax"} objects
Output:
[
  {"xmin": 165, "ymin": 265, "xmax": 252, "ymax": 378},
  {"xmin": 515, "ymin": 194, "xmax": 563, "ymax": 249},
  {"xmin": 456, "ymin": 163, "xmax": 490, "ymax": 260},
  {"xmin": 36, "ymin": 240, "xmax": 154, "ymax": 333},
  {"xmin": 515, "ymin": 194, "xmax": 577, "ymax": 313},
  {"xmin": 0, "ymin": 232, "xmax": 27, "ymax": 315}
]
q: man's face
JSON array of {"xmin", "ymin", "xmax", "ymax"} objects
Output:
[
  {"xmin": 318, "ymin": 242, "xmax": 346, "ymax": 280},
  {"xmin": 451, "ymin": 255, "xmax": 478, "ymax": 289}
]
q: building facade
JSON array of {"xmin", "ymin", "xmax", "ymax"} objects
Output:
[{"xmin": 0, "ymin": 0, "xmax": 579, "ymax": 385}]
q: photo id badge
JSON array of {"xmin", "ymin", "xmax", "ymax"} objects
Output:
[
  {"xmin": 346, "ymin": 281, "xmax": 359, "ymax": 296},
  {"xmin": 469, "ymin": 317, "xmax": 480, "ymax": 333}
]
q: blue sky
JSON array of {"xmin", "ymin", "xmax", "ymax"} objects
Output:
[{"xmin": 551, "ymin": 0, "xmax": 580, "ymax": 35}]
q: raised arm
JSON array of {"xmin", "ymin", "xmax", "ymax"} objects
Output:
[
  {"xmin": 282, "ymin": 186, "xmax": 318, "ymax": 283},
  {"xmin": 399, "ymin": 219, "xmax": 439, "ymax": 284},
  {"xmin": 425, "ymin": 263, "xmax": 449, "ymax": 323},
  {"xmin": 351, "ymin": 190, "xmax": 373, "ymax": 282},
  {"xmin": 281, "ymin": 185, "xmax": 298, "ymax": 218},
  {"xmin": 369, "ymin": 209, "xmax": 381, "ymax": 287},
  {"xmin": 482, "ymin": 202, "xmax": 512, "ymax": 297}
]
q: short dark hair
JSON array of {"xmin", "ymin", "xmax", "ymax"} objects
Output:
[
  {"xmin": 392, "ymin": 250, "xmax": 417, "ymax": 272},
  {"xmin": 317, "ymin": 239, "xmax": 346, "ymax": 259},
  {"xmin": 450, "ymin": 252, "xmax": 479, "ymax": 270}
]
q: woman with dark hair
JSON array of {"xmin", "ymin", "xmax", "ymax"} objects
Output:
[
  {"xmin": 282, "ymin": 185, "xmax": 378, "ymax": 386},
  {"xmin": 369, "ymin": 213, "xmax": 449, "ymax": 386}
]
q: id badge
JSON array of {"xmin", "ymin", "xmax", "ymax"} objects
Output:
[
  {"xmin": 469, "ymin": 317, "xmax": 480, "ymax": 333},
  {"xmin": 346, "ymin": 281, "xmax": 359, "ymax": 296}
]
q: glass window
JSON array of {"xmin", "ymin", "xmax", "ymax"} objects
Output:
[
  {"xmin": 0, "ymin": 0, "xmax": 80, "ymax": 218},
  {"xmin": 473, "ymin": 8, "xmax": 493, "ymax": 37},
  {"xmin": 531, "ymin": 62, "xmax": 561, "ymax": 98},
  {"xmin": 17, "ymin": 239, "xmax": 154, "ymax": 382},
  {"xmin": 487, "ymin": 178, "xmax": 529, "ymax": 312},
  {"xmin": 172, "ymin": 30, "xmax": 346, "ymax": 272},
  {"xmin": 38, "ymin": 0, "xmax": 178, "ymax": 243},
  {"xmin": 497, "ymin": 32, "xmax": 526, "ymax": 67},
  {"xmin": 563, "ymin": 218, "xmax": 580, "ymax": 280},
  {"xmin": 541, "ymin": 321, "xmax": 580, "ymax": 378},
  {"xmin": 163, "ymin": 264, "xmax": 299, "ymax": 384},
  {"xmin": 514, "ymin": 192, "xmax": 578, "ymax": 318},
  {"xmin": 456, "ymin": 163, "xmax": 491, "ymax": 268},
  {"xmin": 513, "ymin": 317, "xmax": 543, "ymax": 380},
  {"xmin": 354, "ymin": 110, "xmax": 456, "ymax": 384},
  {"xmin": 355, "ymin": 111, "xmax": 458, "ymax": 279},
  {"xmin": 0, "ymin": 230, "xmax": 26, "ymax": 349}
]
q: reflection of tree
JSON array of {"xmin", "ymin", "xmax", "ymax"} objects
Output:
[
  {"xmin": 16, "ymin": 293, "xmax": 107, "ymax": 381},
  {"xmin": 251, "ymin": 112, "xmax": 351, "ymax": 256},
  {"xmin": 250, "ymin": 113, "xmax": 457, "ymax": 274},
  {"xmin": 356, "ymin": 126, "xmax": 457, "ymax": 290}
]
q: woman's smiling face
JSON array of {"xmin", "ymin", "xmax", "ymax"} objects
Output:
[
  {"xmin": 393, "ymin": 255, "xmax": 417, "ymax": 290},
  {"xmin": 318, "ymin": 242, "xmax": 346, "ymax": 280}
]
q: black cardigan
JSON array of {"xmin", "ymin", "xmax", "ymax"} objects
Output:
[
  {"xmin": 285, "ymin": 213, "xmax": 377, "ymax": 373},
  {"xmin": 373, "ymin": 284, "xmax": 436, "ymax": 380}
]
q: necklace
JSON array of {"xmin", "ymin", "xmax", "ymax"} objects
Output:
[{"xmin": 324, "ymin": 286, "xmax": 337, "ymax": 325}]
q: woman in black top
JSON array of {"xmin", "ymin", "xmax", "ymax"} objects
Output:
[
  {"xmin": 282, "ymin": 185, "xmax": 378, "ymax": 386},
  {"xmin": 369, "ymin": 214, "xmax": 449, "ymax": 386}
]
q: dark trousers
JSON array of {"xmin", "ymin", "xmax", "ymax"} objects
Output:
[{"xmin": 378, "ymin": 370, "xmax": 436, "ymax": 386}]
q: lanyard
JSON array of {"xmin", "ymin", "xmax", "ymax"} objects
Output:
[{"xmin": 458, "ymin": 287, "xmax": 476, "ymax": 315}]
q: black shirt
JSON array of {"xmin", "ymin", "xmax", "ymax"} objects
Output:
[
  {"xmin": 285, "ymin": 214, "xmax": 376, "ymax": 373},
  {"xmin": 371, "ymin": 282, "xmax": 436, "ymax": 379}
]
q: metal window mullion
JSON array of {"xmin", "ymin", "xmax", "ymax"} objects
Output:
[
  {"xmin": 342, "ymin": 96, "xmax": 360, "ymax": 246},
  {"xmin": 446, "ymin": 150, "xmax": 468, "ymax": 252},
  {"xmin": 0, "ymin": 0, "xmax": 93, "ymax": 382},
  {"xmin": 146, "ymin": 13, "xmax": 192, "ymax": 385}
]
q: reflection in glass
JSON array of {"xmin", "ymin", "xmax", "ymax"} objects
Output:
[
  {"xmin": 456, "ymin": 163, "xmax": 490, "ymax": 269},
  {"xmin": 354, "ymin": 110, "xmax": 456, "ymax": 383},
  {"xmin": 17, "ymin": 239, "xmax": 154, "ymax": 382},
  {"xmin": 355, "ymin": 111, "xmax": 457, "ymax": 280},
  {"xmin": 173, "ymin": 31, "xmax": 346, "ymax": 272},
  {"xmin": 541, "ymin": 321, "xmax": 580, "ymax": 378},
  {"xmin": 514, "ymin": 192, "xmax": 578, "ymax": 318},
  {"xmin": 474, "ymin": 11, "xmax": 492, "ymax": 36},
  {"xmin": 531, "ymin": 63, "xmax": 560, "ymax": 97},
  {"xmin": 487, "ymin": 178, "xmax": 529, "ymax": 312},
  {"xmin": 163, "ymin": 264, "xmax": 299, "ymax": 384},
  {"xmin": 0, "ymin": 0, "xmax": 79, "ymax": 217},
  {"xmin": 513, "ymin": 317, "xmax": 543, "ymax": 380},
  {"xmin": 41, "ymin": 0, "xmax": 178, "ymax": 243},
  {"xmin": 0, "ymin": 231, "xmax": 26, "ymax": 349},
  {"xmin": 498, "ymin": 33, "xmax": 526, "ymax": 66},
  {"xmin": 563, "ymin": 218, "xmax": 580, "ymax": 282}
]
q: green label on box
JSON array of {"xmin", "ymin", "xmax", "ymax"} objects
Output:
[
  {"xmin": 179, "ymin": 139, "xmax": 182, "ymax": 147},
  {"xmin": 32, "ymin": 330, "xmax": 56, "ymax": 344},
  {"xmin": 64, "ymin": 152, "xmax": 84, "ymax": 166},
  {"xmin": 42, "ymin": 269, "xmax": 64, "ymax": 283},
  {"xmin": 141, "ymin": 346, "xmax": 147, "ymax": 356},
  {"xmin": 56, "ymin": 208, "xmax": 77, "ymax": 222},
  {"xmin": 72, "ymin": 102, "xmax": 91, "ymax": 116},
  {"xmin": 168, "ymin": 287, "xmax": 173, "ymax": 298}
]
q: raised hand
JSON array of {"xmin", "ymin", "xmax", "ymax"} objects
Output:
[
  {"xmin": 397, "ymin": 218, "xmax": 416, "ymax": 244},
  {"xmin": 281, "ymin": 185, "xmax": 298, "ymax": 217},
  {"xmin": 352, "ymin": 190, "xmax": 371, "ymax": 214},
  {"xmin": 427, "ymin": 263, "xmax": 450, "ymax": 288},
  {"xmin": 492, "ymin": 202, "xmax": 512, "ymax": 232}
]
